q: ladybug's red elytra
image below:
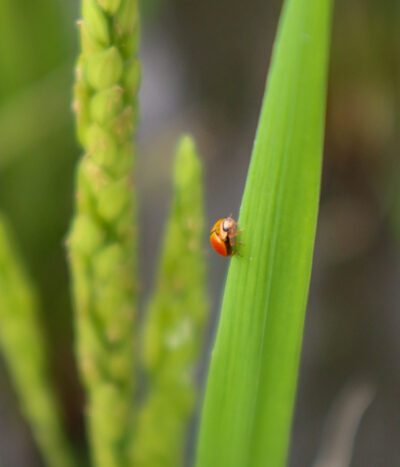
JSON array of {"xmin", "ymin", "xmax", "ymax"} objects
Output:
[{"xmin": 210, "ymin": 216, "xmax": 241, "ymax": 257}]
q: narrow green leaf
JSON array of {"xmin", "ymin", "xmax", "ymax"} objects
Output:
[
  {"xmin": 132, "ymin": 136, "xmax": 208, "ymax": 466},
  {"xmin": 0, "ymin": 214, "xmax": 76, "ymax": 467},
  {"xmin": 196, "ymin": 0, "xmax": 332, "ymax": 466}
]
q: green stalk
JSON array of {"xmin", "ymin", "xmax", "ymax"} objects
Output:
[
  {"xmin": 196, "ymin": 0, "xmax": 332, "ymax": 466},
  {"xmin": 0, "ymin": 215, "xmax": 75, "ymax": 467},
  {"xmin": 68, "ymin": 1, "xmax": 140, "ymax": 466},
  {"xmin": 133, "ymin": 136, "xmax": 208, "ymax": 466}
]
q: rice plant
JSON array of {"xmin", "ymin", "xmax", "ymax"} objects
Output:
[{"xmin": 0, "ymin": 0, "xmax": 333, "ymax": 465}]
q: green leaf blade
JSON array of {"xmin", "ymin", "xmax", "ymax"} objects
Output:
[{"xmin": 196, "ymin": 0, "xmax": 332, "ymax": 466}]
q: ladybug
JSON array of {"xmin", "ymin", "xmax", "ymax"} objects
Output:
[{"xmin": 210, "ymin": 216, "xmax": 241, "ymax": 257}]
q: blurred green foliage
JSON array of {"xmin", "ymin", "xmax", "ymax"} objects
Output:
[
  {"xmin": 0, "ymin": 0, "xmax": 78, "ymax": 365},
  {"xmin": 0, "ymin": 0, "xmax": 82, "ymax": 462},
  {"xmin": 133, "ymin": 136, "xmax": 208, "ymax": 466},
  {"xmin": 0, "ymin": 214, "xmax": 76, "ymax": 467},
  {"xmin": 1, "ymin": 1, "xmax": 208, "ymax": 465}
]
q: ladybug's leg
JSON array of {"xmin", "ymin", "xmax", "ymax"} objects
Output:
[
  {"xmin": 229, "ymin": 230, "xmax": 243, "ymax": 243},
  {"xmin": 232, "ymin": 229, "xmax": 243, "ymax": 237},
  {"xmin": 233, "ymin": 246, "xmax": 243, "ymax": 256}
]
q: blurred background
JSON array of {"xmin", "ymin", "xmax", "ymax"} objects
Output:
[{"xmin": 0, "ymin": 0, "xmax": 399, "ymax": 465}]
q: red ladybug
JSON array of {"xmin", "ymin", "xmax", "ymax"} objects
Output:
[{"xmin": 210, "ymin": 216, "xmax": 241, "ymax": 257}]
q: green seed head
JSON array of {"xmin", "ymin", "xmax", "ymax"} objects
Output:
[
  {"xmin": 82, "ymin": 0, "xmax": 110, "ymax": 46},
  {"xmin": 114, "ymin": 0, "xmax": 139, "ymax": 37},
  {"xmin": 90, "ymin": 85, "xmax": 125, "ymax": 125},
  {"xmin": 87, "ymin": 46, "xmax": 123, "ymax": 90},
  {"xmin": 86, "ymin": 124, "xmax": 118, "ymax": 168},
  {"xmin": 98, "ymin": 0, "xmax": 122, "ymax": 14},
  {"xmin": 80, "ymin": 20, "xmax": 104, "ymax": 57},
  {"xmin": 123, "ymin": 59, "xmax": 141, "ymax": 98},
  {"xmin": 70, "ymin": 215, "xmax": 104, "ymax": 255},
  {"xmin": 97, "ymin": 177, "xmax": 131, "ymax": 222}
]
